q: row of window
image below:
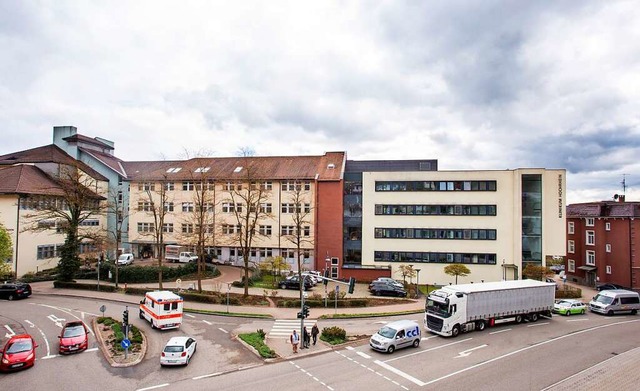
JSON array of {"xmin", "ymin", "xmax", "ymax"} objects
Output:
[
  {"xmin": 566, "ymin": 259, "xmax": 614, "ymax": 275},
  {"xmin": 567, "ymin": 220, "xmax": 612, "ymax": 234},
  {"xmin": 375, "ymin": 180, "xmax": 497, "ymax": 192},
  {"xmin": 20, "ymin": 196, "xmax": 100, "ymax": 211},
  {"xmin": 374, "ymin": 251, "xmax": 497, "ymax": 264},
  {"xmin": 137, "ymin": 201, "xmax": 309, "ymax": 214},
  {"xmin": 375, "ymin": 204, "xmax": 497, "ymax": 216},
  {"xmin": 138, "ymin": 223, "xmax": 310, "ymax": 236},
  {"xmin": 36, "ymin": 242, "xmax": 97, "ymax": 259},
  {"xmin": 138, "ymin": 180, "xmax": 311, "ymax": 192},
  {"xmin": 374, "ymin": 228, "xmax": 497, "ymax": 240}
]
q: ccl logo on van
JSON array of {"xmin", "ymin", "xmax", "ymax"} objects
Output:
[{"xmin": 407, "ymin": 326, "xmax": 420, "ymax": 337}]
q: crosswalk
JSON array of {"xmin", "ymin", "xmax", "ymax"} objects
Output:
[{"xmin": 268, "ymin": 319, "xmax": 317, "ymax": 339}]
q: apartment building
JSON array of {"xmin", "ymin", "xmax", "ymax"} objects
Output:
[{"xmin": 566, "ymin": 197, "xmax": 639, "ymax": 290}]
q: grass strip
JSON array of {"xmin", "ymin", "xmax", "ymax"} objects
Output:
[
  {"xmin": 238, "ymin": 332, "xmax": 277, "ymax": 358},
  {"xmin": 184, "ymin": 308, "xmax": 273, "ymax": 319}
]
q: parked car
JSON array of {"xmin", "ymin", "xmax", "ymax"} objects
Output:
[
  {"xmin": 59, "ymin": 321, "xmax": 89, "ymax": 354},
  {"xmin": 549, "ymin": 264, "xmax": 565, "ymax": 273},
  {"xmin": 279, "ymin": 275, "xmax": 313, "ymax": 291},
  {"xmin": 369, "ymin": 278, "xmax": 403, "ymax": 291},
  {"xmin": 545, "ymin": 277, "xmax": 558, "ymax": 290},
  {"xmin": 0, "ymin": 282, "xmax": 32, "ymax": 301},
  {"xmin": 116, "ymin": 253, "xmax": 135, "ymax": 266},
  {"xmin": 370, "ymin": 282, "xmax": 407, "ymax": 297},
  {"xmin": 160, "ymin": 336, "xmax": 197, "ymax": 366},
  {"xmin": 596, "ymin": 283, "xmax": 629, "ymax": 291},
  {"xmin": 0, "ymin": 334, "xmax": 37, "ymax": 372},
  {"xmin": 553, "ymin": 299, "xmax": 587, "ymax": 316}
]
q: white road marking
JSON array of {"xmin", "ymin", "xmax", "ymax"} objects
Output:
[
  {"xmin": 202, "ymin": 320, "xmax": 212, "ymax": 325},
  {"xmin": 455, "ymin": 344, "xmax": 487, "ymax": 358},
  {"xmin": 375, "ymin": 359, "xmax": 426, "ymax": 386},
  {"xmin": 345, "ymin": 346, "xmax": 355, "ymax": 350},
  {"xmin": 385, "ymin": 338, "xmax": 473, "ymax": 363},
  {"xmin": 422, "ymin": 335, "xmax": 439, "ymax": 341},
  {"xmin": 218, "ymin": 328, "xmax": 228, "ymax": 334},
  {"xmin": 423, "ymin": 318, "xmax": 640, "ymax": 386},
  {"xmin": 567, "ymin": 319, "xmax": 589, "ymax": 322},
  {"xmin": 86, "ymin": 348, "xmax": 99, "ymax": 352},
  {"xmin": 290, "ymin": 361, "xmax": 333, "ymax": 390},
  {"xmin": 184, "ymin": 314, "xmax": 196, "ymax": 318},
  {"xmin": 41, "ymin": 305, "xmax": 94, "ymax": 335},
  {"xmin": 192, "ymin": 372, "xmax": 221, "ymax": 380},
  {"xmin": 47, "ymin": 314, "xmax": 66, "ymax": 328},
  {"xmin": 335, "ymin": 350, "xmax": 409, "ymax": 389},
  {"xmin": 526, "ymin": 322, "xmax": 550, "ymax": 328},
  {"xmin": 4, "ymin": 325, "xmax": 16, "ymax": 338},
  {"xmin": 357, "ymin": 351, "xmax": 371, "ymax": 359},
  {"xmin": 136, "ymin": 384, "xmax": 169, "ymax": 391},
  {"xmin": 26, "ymin": 319, "xmax": 51, "ymax": 357},
  {"xmin": 489, "ymin": 328, "xmax": 512, "ymax": 335}
]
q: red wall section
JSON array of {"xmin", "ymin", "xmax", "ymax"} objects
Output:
[
  {"xmin": 340, "ymin": 268, "xmax": 391, "ymax": 282},
  {"xmin": 315, "ymin": 180, "xmax": 343, "ymax": 272}
]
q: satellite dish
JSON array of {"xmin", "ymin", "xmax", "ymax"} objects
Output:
[{"xmin": 614, "ymin": 194, "xmax": 619, "ymax": 200}]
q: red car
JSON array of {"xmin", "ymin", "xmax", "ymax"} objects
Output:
[
  {"xmin": 59, "ymin": 321, "xmax": 89, "ymax": 354},
  {"xmin": 1, "ymin": 334, "xmax": 37, "ymax": 372}
]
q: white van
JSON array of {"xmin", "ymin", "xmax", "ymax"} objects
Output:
[
  {"xmin": 589, "ymin": 289, "xmax": 640, "ymax": 315},
  {"xmin": 139, "ymin": 291, "xmax": 184, "ymax": 330},
  {"xmin": 370, "ymin": 320, "xmax": 421, "ymax": 354}
]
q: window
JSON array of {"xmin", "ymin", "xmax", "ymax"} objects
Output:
[
  {"xmin": 182, "ymin": 181, "xmax": 194, "ymax": 191},
  {"xmin": 374, "ymin": 204, "xmax": 496, "ymax": 216},
  {"xmin": 223, "ymin": 202, "xmax": 242, "ymax": 213},
  {"xmin": 137, "ymin": 223, "xmax": 155, "ymax": 233},
  {"xmin": 281, "ymin": 226, "xmax": 295, "ymax": 235},
  {"xmin": 138, "ymin": 182, "xmax": 155, "ymax": 191},
  {"xmin": 605, "ymin": 244, "xmax": 611, "ymax": 253},
  {"xmin": 261, "ymin": 182, "xmax": 273, "ymax": 190},
  {"xmin": 586, "ymin": 230, "xmax": 595, "ymax": 245},
  {"xmin": 282, "ymin": 203, "xmax": 295, "ymax": 213},
  {"xmin": 304, "ymin": 203, "xmax": 311, "ymax": 213},
  {"xmin": 303, "ymin": 226, "xmax": 310, "ymax": 237},
  {"xmin": 586, "ymin": 218, "xmax": 594, "ymax": 227},
  {"xmin": 164, "ymin": 202, "xmax": 174, "ymax": 212},
  {"xmin": 222, "ymin": 224, "xmax": 240, "ymax": 234},
  {"xmin": 117, "ymin": 191, "xmax": 123, "ymax": 204},
  {"xmin": 375, "ymin": 180, "xmax": 497, "ymax": 192},
  {"xmin": 182, "ymin": 202, "xmax": 194, "ymax": 212},
  {"xmin": 224, "ymin": 182, "xmax": 239, "ymax": 191},
  {"xmin": 605, "ymin": 222, "xmax": 611, "ymax": 231},
  {"xmin": 606, "ymin": 265, "xmax": 612, "ymax": 274},
  {"xmin": 259, "ymin": 225, "xmax": 272, "ymax": 235},
  {"xmin": 195, "ymin": 180, "xmax": 215, "ymax": 191},
  {"xmin": 568, "ymin": 240, "xmax": 575, "ymax": 253},
  {"xmin": 259, "ymin": 248, "xmax": 273, "ymax": 258},
  {"xmin": 260, "ymin": 203, "xmax": 272, "ymax": 213},
  {"xmin": 586, "ymin": 250, "xmax": 595, "ymax": 266},
  {"xmin": 163, "ymin": 223, "xmax": 174, "ymax": 233},
  {"xmin": 568, "ymin": 221, "xmax": 575, "ymax": 234},
  {"xmin": 568, "ymin": 259, "xmax": 575, "ymax": 272},
  {"xmin": 181, "ymin": 224, "xmax": 194, "ymax": 234},
  {"xmin": 164, "ymin": 182, "xmax": 175, "ymax": 191},
  {"xmin": 166, "ymin": 167, "xmax": 182, "ymax": 173},
  {"xmin": 138, "ymin": 201, "xmax": 153, "ymax": 211},
  {"xmin": 80, "ymin": 219, "xmax": 99, "ymax": 226},
  {"xmin": 194, "ymin": 167, "xmax": 210, "ymax": 173},
  {"xmin": 37, "ymin": 245, "xmax": 57, "ymax": 259}
]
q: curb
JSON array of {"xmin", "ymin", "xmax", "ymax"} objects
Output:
[{"xmin": 92, "ymin": 318, "xmax": 147, "ymax": 368}]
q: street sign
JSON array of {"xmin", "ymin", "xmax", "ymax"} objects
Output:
[
  {"xmin": 99, "ymin": 305, "xmax": 106, "ymax": 313},
  {"xmin": 335, "ymin": 285, "xmax": 339, "ymax": 292},
  {"xmin": 121, "ymin": 339, "xmax": 131, "ymax": 349}
]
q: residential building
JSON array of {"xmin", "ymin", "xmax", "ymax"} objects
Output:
[{"xmin": 566, "ymin": 197, "xmax": 639, "ymax": 290}]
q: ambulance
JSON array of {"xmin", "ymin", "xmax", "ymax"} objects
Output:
[{"xmin": 139, "ymin": 290, "xmax": 184, "ymax": 330}]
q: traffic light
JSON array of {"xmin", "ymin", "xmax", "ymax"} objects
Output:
[
  {"xmin": 123, "ymin": 309, "xmax": 129, "ymax": 325},
  {"xmin": 297, "ymin": 311, "xmax": 303, "ymax": 319},
  {"xmin": 303, "ymin": 305, "xmax": 310, "ymax": 318},
  {"xmin": 348, "ymin": 277, "xmax": 356, "ymax": 294},
  {"xmin": 323, "ymin": 270, "xmax": 329, "ymax": 286}
]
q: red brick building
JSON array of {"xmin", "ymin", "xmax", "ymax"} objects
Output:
[{"xmin": 566, "ymin": 197, "xmax": 639, "ymax": 291}]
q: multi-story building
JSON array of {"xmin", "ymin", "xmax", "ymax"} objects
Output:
[
  {"xmin": 342, "ymin": 167, "xmax": 567, "ymax": 285},
  {"xmin": 566, "ymin": 197, "xmax": 639, "ymax": 290}
]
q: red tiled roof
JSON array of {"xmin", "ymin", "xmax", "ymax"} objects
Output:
[
  {"xmin": 121, "ymin": 152, "xmax": 346, "ymax": 182},
  {"xmin": 0, "ymin": 165, "xmax": 67, "ymax": 196},
  {"xmin": 567, "ymin": 202, "xmax": 640, "ymax": 218},
  {"xmin": 0, "ymin": 144, "xmax": 108, "ymax": 181}
]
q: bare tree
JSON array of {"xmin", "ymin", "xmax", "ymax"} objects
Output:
[
  {"xmin": 223, "ymin": 160, "xmax": 272, "ymax": 296},
  {"xmin": 397, "ymin": 264, "xmax": 417, "ymax": 286},
  {"xmin": 137, "ymin": 176, "xmax": 172, "ymax": 289},
  {"xmin": 281, "ymin": 181, "xmax": 314, "ymax": 300},
  {"xmin": 24, "ymin": 163, "xmax": 106, "ymax": 281},
  {"xmin": 105, "ymin": 186, "xmax": 130, "ymax": 288}
]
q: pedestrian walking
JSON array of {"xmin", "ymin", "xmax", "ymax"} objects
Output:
[
  {"xmin": 290, "ymin": 330, "xmax": 299, "ymax": 353},
  {"xmin": 311, "ymin": 324, "xmax": 319, "ymax": 346},
  {"xmin": 303, "ymin": 326, "xmax": 310, "ymax": 348}
]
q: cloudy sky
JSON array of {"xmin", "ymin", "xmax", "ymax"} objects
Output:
[{"xmin": 1, "ymin": 1, "xmax": 639, "ymax": 204}]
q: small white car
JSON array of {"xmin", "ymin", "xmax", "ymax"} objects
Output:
[
  {"xmin": 116, "ymin": 253, "xmax": 134, "ymax": 266},
  {"xmin": 160, "ymin": 336, "xmax": 197, "ymax": 366}
]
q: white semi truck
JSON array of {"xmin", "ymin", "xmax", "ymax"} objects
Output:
[{"xmin": 425, "ymin": 279, "xmax": 555, "ymax": 337}]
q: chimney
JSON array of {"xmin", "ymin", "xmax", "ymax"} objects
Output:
[{"xmin": 618, "ymin": 194, "xmax": 625, "ymax": 202}]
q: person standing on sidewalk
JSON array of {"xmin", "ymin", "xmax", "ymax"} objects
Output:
[
  {"xmin": 311, "ymin": 324, "xmax": 319, "ymax": 346},
  {"xmin": 302, "ymin": 326, "xmax": 310, "ymax": 349},
  {"xmin": 290, "ymin": 330, "xmax": 299, "ymax": 353}
]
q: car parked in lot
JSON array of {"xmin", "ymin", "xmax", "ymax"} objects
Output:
[
  {"xmin": 553, "ymin": 299, "xmax": 587, "ymax": 316},
  {"xmin": 116, "ymin": 253, "xmax": 135, "ymax": 266},
  {"xmin": 160, "ymin": 336, "xmax": 197, "ymax": 366},
  {"xmin": 59, "ymin": 321, "xmax": 89, "ymax": 354},
  {"xmin": 369, "ymin": 278, "xmax": 403, "ymax": 291},
  {"xmin": 596, "ymin": 283, "xmax": 629, "ymax": 291},
  {"xmin": 279, "ymin": 275, "xmax": 313, "ymax": 291},
  {"xmin": 0, "ymin": 282, "xmax": 32, "ymax": 301},
  {"xmin": 370, "ymin": 282, "xmax": 407, "ymax": 297},
  {"xmin": 0, "ymin": 334, "xmax": 37, "ymax": 372}
]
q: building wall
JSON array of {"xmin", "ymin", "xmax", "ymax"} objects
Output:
[
  {"xmin": 360, "ymin": 169, "xmax": 566, "ymax": 285},
  {"xmin": 315, "ymin": 180, "xmax": 343, "ymax": 274}
]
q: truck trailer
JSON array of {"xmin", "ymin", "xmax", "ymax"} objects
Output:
[{"xmin": 425, "ymin": 279, "xmax": 555, "ymax": 337}]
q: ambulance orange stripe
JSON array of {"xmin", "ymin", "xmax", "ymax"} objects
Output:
[{"xmin": 140, "ymin": 305, "xmax": 183, "ymax": 320}]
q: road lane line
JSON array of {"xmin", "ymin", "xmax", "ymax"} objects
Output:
[
  {"xmin": 184, "ymin": 314, "xmax": 196, "ymax": 318},
  {"xmin": 345, "ymin": 346, "xmax": 355, "ymax": 350},
  {"xmin": 202, "ymin": 320, "xmax": 212, "ymax": 325},
  {"xmin": 193, "ymin": 372, "xmax": 221, "ymax": 380},
  {"xmin": 526, "ymin": 322, "xmax": 549, "ymax": 328},
  {"xmin": 26, "ymin": 319, "xmax": 51, "ymax": 357},
  {"xmin": 290, "ymin": 361, "xmax": 333, "ymax": 390},
  {"xmin": 489, "ymin": 328, "xmax": 512, "ymax": 335},
  {"xmin": 336, "ymin": 350, "xmax": 409, "ymax": 389},
  {"xmin": 39, "ymin": 304, "xmax": 94, "ymax": 335},
  {"xmin": 136, "ymin": 384, "xmax": 169, "ymax": 391},
  {"xmin": 422, "ymin": 335, "xmax": 439, "ymax": 341},
  {"xmin": 385, "ymin": 337, "xmax": 473, "ymax": 363},
  {"xmin": 356, "ymin": 351, "xmax": 371, "ymax": 359},
  {"xmin": 423, "ymin": 318, "xmax": 640, "ymax": 386},
  {"xmin": 374, "ymin": 360, "xmax": 426, "ymax": 387},
  {"xmin": 567, "ymin": 319, "xmax": 589, "ymax": 322},
  {"xmin": 86, "ymin": 348, "xmax": 99, "ymax": 352},
  {"xmin": 218, "ymin": 328, "xmax": 228, "ymax": 333}
]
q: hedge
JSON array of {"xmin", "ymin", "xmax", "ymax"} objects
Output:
[
  {"xmin": 53, "ymin": 280, "xmax": 118, "ymax": 292},
  {"xmin": 95, "ymin": 263, "xmax": 219, "ymax": 284},
  {"xmin": 277, "ymin": 299, "xmax": 368, "ymax": 308}
]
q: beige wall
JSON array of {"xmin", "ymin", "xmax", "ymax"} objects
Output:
[{"xmin": 361, "ymin": 169, "xmax": 566, "ymax": 285}]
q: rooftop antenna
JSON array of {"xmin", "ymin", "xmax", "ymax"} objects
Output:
[{"xmin": 622, "ymin": 174, "xmax": 629, "ymax": 196}]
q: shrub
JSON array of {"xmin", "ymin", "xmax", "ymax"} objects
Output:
[
  {"xmin": 257, "ymin": 329, "xmax": 266, "ymax": 340},
  {"xmin": 53, "ymin": 280, "xmax": 117, "ymax": 292},
  {"xmin": 238, "ymin": 332, "xmax": 276, "ymax": 358},
  {"xmin": 96, "ymin": 263, "xmax": 219, "ymax": 284},
  {"xmin": 320, "ymin": 326, "xmax": 347, "ymax": 345},
  {"xmin": 327, "ymin": 290, "xmax": 347, "ymax": 300}
]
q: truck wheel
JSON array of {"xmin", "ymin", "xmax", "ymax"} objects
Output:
[
  {"xmin": 139, "ymin": 311, "xmax": 144, "ymax": 320},
  {"xmin": 451, "ymin": 325, "xmax": 460, "ymax": 337},
  {"xmin": 412, "ymin": 339, "xmax": 420, "ymax": 348},
  {"xmin": 476, "ymin": 320, "xmax": 486, "ymax": 331},
  {"xmin": 387, "ymin": 345, "xmax": 395, "ymax": 354},
  {"xmin": 607, "ymin": 310, "xmax": 614, "ymax": 316},
  {"xmin": 151, "ymin": 321, "xmax": 156, "ymax": 329},
  {"xmin": 529, "ymin": 313, "xmax": 539, "ymax": 322},
  {"xmin": 515, "ymin": 315, "xmax": 523, "ymax": 323}
]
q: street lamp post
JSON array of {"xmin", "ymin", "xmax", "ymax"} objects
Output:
[{"xmin": 415, "ymin": 269, "xmax": 421, "ymax": 298}]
